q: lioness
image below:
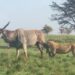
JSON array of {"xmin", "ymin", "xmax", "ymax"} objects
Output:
[{"xmin": 47, "ymin": 40, "xmax": 75, "ymax": 56}]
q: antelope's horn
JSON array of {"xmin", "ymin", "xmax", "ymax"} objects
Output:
[{"xmin": 2, "ymin": 21, "xmax": 10, "ymax": 30}]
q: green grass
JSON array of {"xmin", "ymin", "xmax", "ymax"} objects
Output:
[
  {"xmin": 0, "ymin": 35, "xmax": 75, "ymax": 75},
  {"xmin": 46, "ymin": 34, "xmax": 75, "ymax": 43}
]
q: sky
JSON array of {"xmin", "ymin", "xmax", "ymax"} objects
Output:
[{"xmin": 0, "ymin": 0, "xmax": 65, "ymax": 34}]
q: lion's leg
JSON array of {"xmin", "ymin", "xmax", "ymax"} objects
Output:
[
  {"xmin": 53, "ymin": 48, "xmax": 56, "ymax": 56},
  {"xmin": 50, "ymin": 47, "xmax": 56, "ymax": 57}
]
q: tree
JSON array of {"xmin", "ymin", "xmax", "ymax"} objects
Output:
[
  {"xmin": 42, "ymin": 24, "xmax": 53, "ymax": 34},
  {"xmin": 50, "ymin": 0, "xmax": 75, "ymax": 31},
  {"xmin": 59, "ymin": 25, "xmax": 72, "ymax": 34}
]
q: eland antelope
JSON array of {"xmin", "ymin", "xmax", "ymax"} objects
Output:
[{"xmin": 0, "ymin": 22, "xmax": 47, "ymax": 60}]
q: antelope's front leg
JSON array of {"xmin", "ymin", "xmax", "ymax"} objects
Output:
[
  {"xmin": 23, "ymin": 44, "xmax": 28, "ymax": 60},
  {"xmin": 16, "ymin": 49, "xmax": 20, "ymax": 59}
]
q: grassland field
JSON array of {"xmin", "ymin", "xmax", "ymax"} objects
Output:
[{"xmin": 0, "ymin": 35, "xmax": 75, "ymax": 75}]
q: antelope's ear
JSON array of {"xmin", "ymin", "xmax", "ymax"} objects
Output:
[{"xmin": 2, "ymin": 21, "xmax": 10, "ymax": 30}]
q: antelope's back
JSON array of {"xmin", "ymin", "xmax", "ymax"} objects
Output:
[
  {"xmin": 34, "ymin": 30, "xmax": 45, "ymax": 43},
  {"xmin": 15, "ymin": 29, "xmax": 37, "ymax": 46},
  {"xmin": 15, "ymin": 29, "xmax": 45, "ymax": 46}
]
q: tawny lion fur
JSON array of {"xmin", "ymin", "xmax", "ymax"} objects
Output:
[{"xmin": 47, "ymin": 40, "xmax": 75, "ymax": 56}]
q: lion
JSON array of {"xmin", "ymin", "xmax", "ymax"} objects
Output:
[{"xmin": 47, "ymin": 40, "xmax": 75, "ymax": 57}]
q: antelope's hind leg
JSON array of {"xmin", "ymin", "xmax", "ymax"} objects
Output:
[
  {"xmin": 43, "ymin": 43, "xmax": 51, "ymax": 56},
  {"xmin": 36, "ymin": 42, "xmax": 43, "ymax": 58}
]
